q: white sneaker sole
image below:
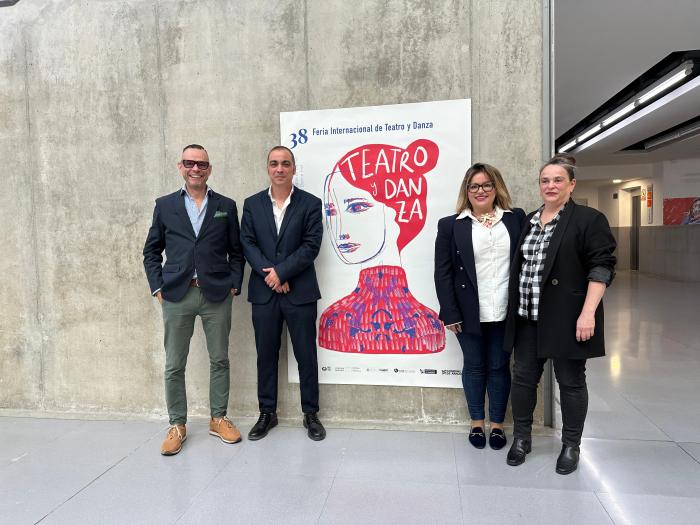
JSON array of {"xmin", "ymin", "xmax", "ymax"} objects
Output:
[{"xmin": 209, "ymin": 430, "xmax": 242, "ymax": 444}]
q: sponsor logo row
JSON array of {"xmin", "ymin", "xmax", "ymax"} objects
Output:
[{"xmin": 320, "ymin": 367, "xmax": 461, "ymax": 376}]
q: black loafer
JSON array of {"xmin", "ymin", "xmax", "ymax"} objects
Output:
[
  {"xmin": 506, "ymin": 438, "xmax": 531, "ymax": 466},
  {"xmin": 247, "ymin": 412, "xmax": 278, "ymax": 441},
  {"xmin": 303, "ymin": 412, "xmax": 326, "ymax": 441},
  {"xmin": 468, "ymin": 426, "xmax": 486, "ymax": 449},
  {"xmin": 489, "ymin": 428, "xmax": 507, "ymax": 450},
  {"xmin": 555, "ymin": 444, "xmax": 580, "ymax": 475}
]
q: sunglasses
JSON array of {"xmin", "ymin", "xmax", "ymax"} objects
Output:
[{"xmin": 181, "ymin": 159, "xmax": 210, "ymax": 169}]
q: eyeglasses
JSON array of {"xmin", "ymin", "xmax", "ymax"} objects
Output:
[
  {"xmin": 467, "ymin": 182, "xmax": 495, "ymax": 193},
  {"xmin": 181, "ymin": 159, "xmax": 210, "ymax": 169}
]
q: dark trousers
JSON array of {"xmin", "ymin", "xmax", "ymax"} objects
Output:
[
  {"xmin": 252, "ymin": 294, "xmax": 319, "ymax": 414},
  {"xmin": 511, "ymin": 316, "xmax": 588, "ymax": 447},
  {"xmin": 456, "ymin": 321, "xmax": 511, "ymax": 423}
]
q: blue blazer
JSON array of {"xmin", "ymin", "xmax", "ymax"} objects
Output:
[
  {"xmin": 143, "ymin": 189, "xmax": 245, "ymax": 303},
  {"xmin": 433, "ymin": 208, "xmax": 526, "ymax": 335},
  {"xmin": 240, "ymin": 187, "xmax": 322, "ymax": 306}
]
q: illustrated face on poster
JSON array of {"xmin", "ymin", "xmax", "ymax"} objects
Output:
[
  {"xmin": 323, "ymin": 139, "xmax": 438, "ymax": 263},
  {"xmin": 324, "ymin": 172, "xmax": 388, "ymax": 264},
  {"xmin": 281, "ymin": 99, "xmax": 471, "ymax": 388},
  {"xmin": 319, "ymin": 140, "xmax": 445, "ymax": 355}
]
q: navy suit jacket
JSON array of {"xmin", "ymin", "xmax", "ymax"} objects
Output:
[
  {"xmin": 240, "ymin": 187, "xmax": 322, "ymax": 306},
  {"xmin": 143, "ymin": 189, "xmax": 245, "ymax": 303},
  {"xmin": 434, "ymin": 208, "xmax": 526, "ymax": 335}
]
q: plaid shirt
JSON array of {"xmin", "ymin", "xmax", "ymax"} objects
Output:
[{"xmin": 518, "ymin": 204, "xmax": 566, "ymax": 320}]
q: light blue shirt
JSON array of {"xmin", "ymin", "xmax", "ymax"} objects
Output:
[{"xmin": 181, "ymin": 185, "xmax": 211, "ymax": 278}]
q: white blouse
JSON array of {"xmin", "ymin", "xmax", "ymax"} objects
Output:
[{"xmin": 456, "ymin": 207, "xmax": 512, "ymax": 322}]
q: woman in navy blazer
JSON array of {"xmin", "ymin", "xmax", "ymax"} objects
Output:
[{"xmin": 434, "ymin": 163, "xmax": 526, "ymax": 450}]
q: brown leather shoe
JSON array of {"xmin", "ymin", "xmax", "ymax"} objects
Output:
[
  {"xmin": 209, "ymin": 416, "xmax": 242, "ymax": 444},
  {"xmin": 161, "ymin": 425, "xmax": 186, "ymax": 456}
]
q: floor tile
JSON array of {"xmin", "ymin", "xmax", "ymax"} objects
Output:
[
  {"xmin": 38, "ymin": 425, "xmax": 244, "ymax": 525},
  {"xmin": 680, "ymin": 442, "xmax": 700, "ymax": 462},
  {"xmin": 223, "ymin": 425, "xmax": 351, "ymax": 481},
  {"xmin": 460, "ymin": 485, "xmax": 612, "ymax": 524},
  {"xmin": 581, "ymin": 438, "xmax": 700, "ymax": 497},
  {"xmin": 580, "ymin": 388, "xmax": 668, "ymax": 441},
  {"xmin": 0, "ymin": 420, "xmax": 161, "ymax": 525},
  {"xmin": 333, "ymin": 429, "xmax": 458, "ymax": 485},
  {"xmin": 597, "ymin": 492, "xmax": 700, "ymax": 525},
  {"xmin": 319, "ymin": 478, "xmax": 462, "ymax": 525},
  {"xmin": 177, "ymin": 474, "xmax": 333, "ymax": 525}
]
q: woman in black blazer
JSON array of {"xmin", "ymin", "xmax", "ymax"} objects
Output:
[
  {"xmin": 504, "ymin": 155, "xmax": 616, "ymax": 474},
  {"xmin": 434, "ymin": 163, "xmax": 526, "ymax": 450}
]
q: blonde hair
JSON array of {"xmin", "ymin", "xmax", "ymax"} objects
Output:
[{"xmin": 456, "ymin": 162, "xmax": 513, "ymax": 213}]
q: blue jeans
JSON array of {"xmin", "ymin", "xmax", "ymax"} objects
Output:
[{"xmin": 456, "ymin": 321, "xmax": 511, "ymax": 423}]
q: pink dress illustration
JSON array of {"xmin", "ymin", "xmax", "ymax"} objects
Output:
[{"xmin": 318, "ymin": 140, "xmax": 446, "ymax": 354}]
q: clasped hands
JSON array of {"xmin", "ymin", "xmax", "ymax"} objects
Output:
[{"xmin": 263, "ymin": 267, "xmax": 290, "ymax": 294}]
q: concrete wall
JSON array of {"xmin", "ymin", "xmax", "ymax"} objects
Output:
[{"xmin": 0, "ymin": 0, "xmax": 543, "ymax": 427}]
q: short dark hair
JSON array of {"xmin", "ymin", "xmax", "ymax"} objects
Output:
[
  {"xmin": 182, "ymin": 144, "xmax": 207, "ymax": 154},
  {"xmin": 540, "ymin": 154, "xmax": 576, "ymax": 180},
  {"xmin": 267, "ymin": 145, "xmax": 295, "ymax": 166}
]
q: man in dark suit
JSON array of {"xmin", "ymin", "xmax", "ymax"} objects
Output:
[
  {"xmin": 240, "ymin": 145, "xmax": 326, "ymax": 441},
  {"xmin": 143, "ymin": 144, "xmax": 245, "ymax": 455}
]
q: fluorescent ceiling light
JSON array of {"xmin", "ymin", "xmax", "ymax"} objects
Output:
[
  {"xmin": 602, "ymin": 102, "xmax": 636, "ymax": 127},
  {"xmin": 637, "ymin": 67, "xmax": 691, "ymax": 103},
  {"xmin": 644, "ymin": 120, "xmax": 700, "ymax": 150},
  {"xmin": 558, "ymin": 139, "xmax": 577, "ymax": 153},
  {"xmin": 612, "ymin": 179, "xmax": 622, "ymax": 183},
  {"xmin": 577, "ymin": 124, "xmax": 601, "ymax": 142},
  {"xmin": 573, "ymin": 73, "xmax": 700, "ymax": 153}
]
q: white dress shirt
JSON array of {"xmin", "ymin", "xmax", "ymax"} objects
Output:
[
  {"xmin": 268, "ymin": 186, "xmax": 294, "ymax": 233},
  {"xmin": 456, "ymin": 206, "xmax": 512, "ymax": 322}
]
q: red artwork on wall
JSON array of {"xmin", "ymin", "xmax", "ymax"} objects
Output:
[{"xmin": 663, "ymin": 197, "xmax": 700, "ymax": 225}]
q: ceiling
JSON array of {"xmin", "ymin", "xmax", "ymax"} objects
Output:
[{"xmin": 554, "ymin": 0, "xmax": 700, "ymax": 169}]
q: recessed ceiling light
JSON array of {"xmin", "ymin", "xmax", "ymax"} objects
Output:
[{"xmin": 612, "ymin": 179, "xmax": 622, "ymax": 183}]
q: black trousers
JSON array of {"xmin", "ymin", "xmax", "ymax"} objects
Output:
[
  {"xmin": 511, "ymin": 316, "xmax": 588, "ymax": 447},
  {"xmin": 252, "ymin": 294, "xmax": 320, "ymax": 414}
]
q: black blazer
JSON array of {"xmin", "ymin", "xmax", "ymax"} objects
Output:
[
  {"xmin": 434, "ymin": 208, "xmax": 527, "ymax": 335},
  {"xmin": 240, "ymin": 187, "xmax": 322, "ymax": 306},
  {"xmin": 503, "ymin": 200, "xmax": 616, "ymax": 359},
  {"xmin": 143, "ymin": 189, "xmax": 245, "ymax": 303}
]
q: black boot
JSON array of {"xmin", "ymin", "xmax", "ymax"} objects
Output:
[
  {"xmin": 506, "ymin": 438, "xmax": 531, "ymax": 466},
  {"xmin": 555, "ymin": 444, "xmax": 580, "ymax": 475},
  {"xmin": 247, "ymin": 412, "xmax": 278, "ymax": 441}
]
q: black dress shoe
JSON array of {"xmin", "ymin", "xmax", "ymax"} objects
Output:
[
  {"xmin": 468, "ymin": 427, "xmax": 486, "ymax": 449},
  {"xmin": 506, "ymin": 438, "xmax": 531, "ymax": 466},
  {"xmin": 556, "ymin": 444, "xmax": 580, "ymax": 475},
  {"xmin": 303, "ymin": 412, "xmax": 326, "ymax": 441},
  {"xmin": 489, "ymin": 428, "xmax": 507, "ymax": 450},
  {"xmin": 247, "ymin": 412, "xmax": 278, "ymax": 441}
]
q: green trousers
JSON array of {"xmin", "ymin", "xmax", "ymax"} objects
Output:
[{"xmin": 161, "ymin": 287, "xmax": 233, "ymax": 425}]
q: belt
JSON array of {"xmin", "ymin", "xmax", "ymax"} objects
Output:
[{"xmin": 189, "ymin": 278, "xmax": 200, "ymax": 287}]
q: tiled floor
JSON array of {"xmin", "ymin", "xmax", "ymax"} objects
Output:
[{"xmin": 1, "ymin": 272, "xmax": 699, "ymax": 524}]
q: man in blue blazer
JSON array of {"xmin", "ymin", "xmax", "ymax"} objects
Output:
[
  {"xmin": 143, "ymin": 144, "xmax": 245, "ymax": 455},
  {"xmin": 240, "ymin": 145, "xmax": 326, "ymax": 441}
]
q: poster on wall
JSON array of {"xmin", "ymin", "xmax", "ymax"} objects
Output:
[
  {"xmin": 280, "ymin": 99, "xmax": 470, "ymax": 387},
  {"xmin": 663, "ymin": 197, "xmax": 700, "ymax": 225}
]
